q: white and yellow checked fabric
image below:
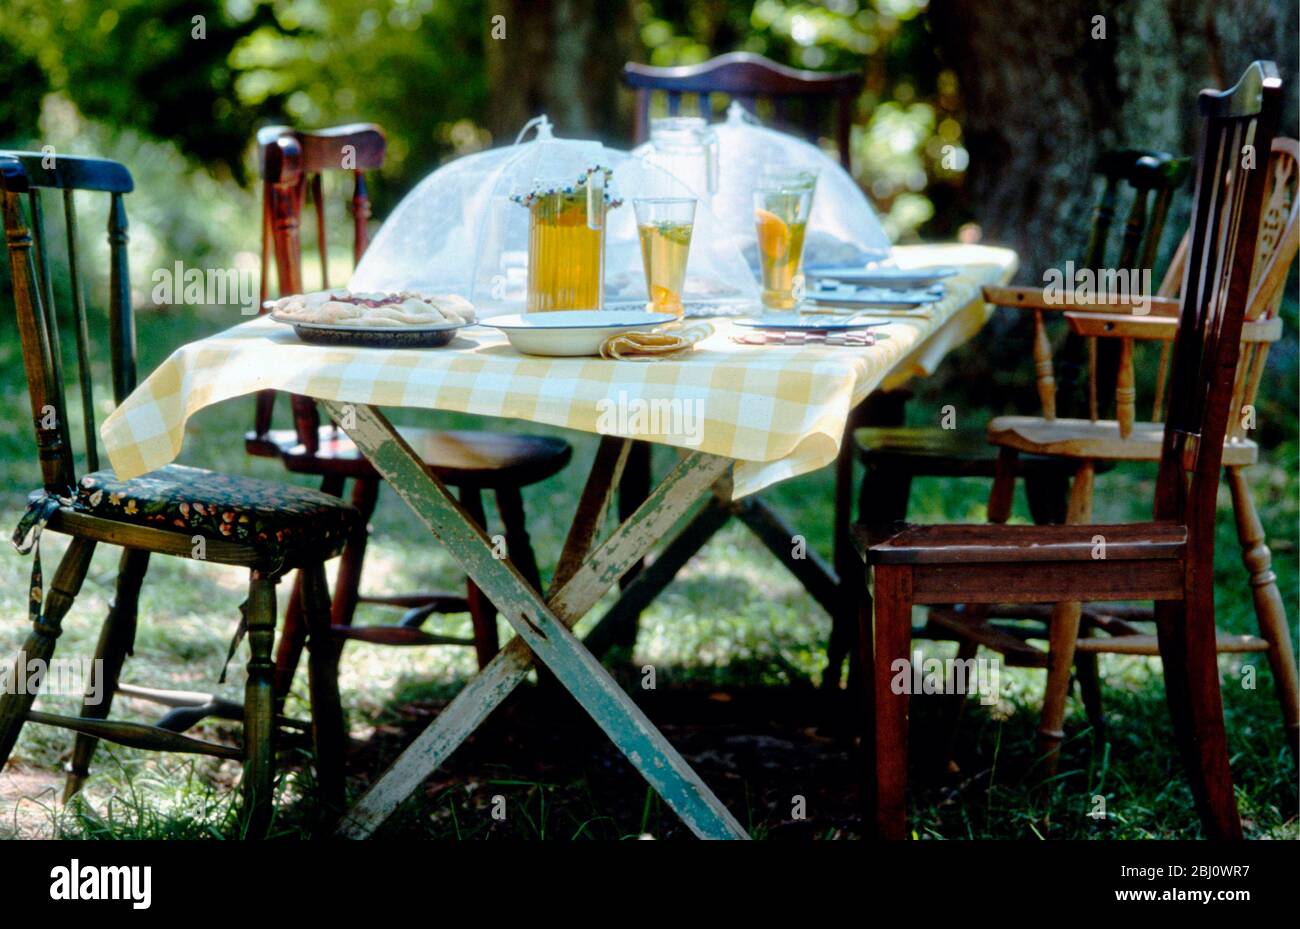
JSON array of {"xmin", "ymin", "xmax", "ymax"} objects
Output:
[{"xmin": 101, "ymin": 244, "xmax": 1016, "ymax": 499}]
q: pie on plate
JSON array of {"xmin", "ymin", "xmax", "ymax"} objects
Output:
[
  {"xmin": 267, "ymin": 290, "xmax": 477, "ymax": 347},
  {"xmin": 270, "ymin": 290, "xmax": 476, "ymax": 327}
]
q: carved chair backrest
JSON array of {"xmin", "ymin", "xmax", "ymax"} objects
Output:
[{"xmin": 1154, "ymin": 61, "xmax": 1281, "ymax": 568}]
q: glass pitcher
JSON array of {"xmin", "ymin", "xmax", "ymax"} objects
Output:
[
  {"xmin": 645, "ymin": 116, "xmax": 719, "ymax": 202},
  {"xmin": 522, "ymin": 167, "xmax": 613, "ymax": 312}
]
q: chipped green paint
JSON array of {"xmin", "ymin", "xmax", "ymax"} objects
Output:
[{"xmin": 323, "ymin": 402, "xmax": 747, "ymax": 840}]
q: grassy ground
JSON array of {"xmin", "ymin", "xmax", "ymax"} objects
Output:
[{"xmin": 0, "ymin": 299, "xmax": 1296, "ymax": 840}]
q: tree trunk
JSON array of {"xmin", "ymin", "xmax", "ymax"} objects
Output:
[
  {"xmin": 931, "ymin": 0, "xmax": 1299, "ymax": 281},
  {"xmin": 485, "ymin": 0, "xmax": 637, "ymax": 144}
]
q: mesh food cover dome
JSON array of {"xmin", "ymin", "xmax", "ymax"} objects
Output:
[
  {"xmin": 350, "ymin": 116, "xmax": 756, "ymax": 315},
  {"xmin": 632, "ymin": 103, "xmax": 892, "ymax": 272}
]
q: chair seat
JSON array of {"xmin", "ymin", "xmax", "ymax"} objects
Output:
[
  {"xmin": 853, "ymin": 426, "xmax": 1086, "ymax": 478},
  {"xmin": 987, "ymin": 416, "xmax": 1259, "ymax": 466},
  {"xmin": 247, "ymin": 426, "xmax": 572, "ymax": 487},
  {"xmin": 64, "ymin": 464, "xmax": 360, "ymax": 567},
  {"xmin": 863, "ymin": 521, "xmax": 1187, "ymax": 565}
]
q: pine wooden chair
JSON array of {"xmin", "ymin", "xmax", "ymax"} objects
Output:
[
  {"xmin": 613, "ymin": 52, "xmax": 865, "ymax": 656},
  {"xmin": 0, "ymin": 152, "xmax": 358, "ymax": 834},
  {"xmin": 959, "ymin": 135, "xmax": 1300, "ymax": 765},
  {"xmin": 858, "ymin": 60, "xmax": 1283, "ymax": 840},
  {"xmin": 248, "ymin": 125, "xmax": 572, "ymax": 696},
  {"xmin": 840, "ymin": 150, "xmax": 1192, "ymax": 694}
]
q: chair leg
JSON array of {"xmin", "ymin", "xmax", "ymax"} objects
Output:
[
  {"xmin": 331, "ymin": 478, "xmax": 380, "ymax": 629},
  {"xmin": 987, "ymin": 447, "xmax": 1018, "ymax": 524},
  {"xmin": 827, "ymin": 406, "xmax": 869, "ymax": 692},
  {"xmin": 494, "ymin": 486, "xmax": 542, "ymax": 591},
  {"xmin": 856, "ymin": 565, "xmax": 876, "ymax": 830},
  {"xmin": 64, "ymin": 548, "xmax": 150, "ymax": 801},
  {"xmin": 1226, "ymin": 466, "xmax": 1299, "ymax": 755},
  {"xmin": 617, "ymin": 441, "xmax": 652, "ymax": 588},
  {"xmin": 1024, "ymin": 467, "xmax": 1070, "ymax": 525},
  {"xmin": 872, "ymin": 564, "xmax": 913, "ymax": 839},
  {"xmin": 829, "ymin": 458, "xmax": 911, "ymax": 693},
  {"xmin": 1154, "ymin": 597, "xmax": 1244, "ymax": 839},
  {"xmin": 274, "ymin": 473, "xmax": 347, "ymax": 700},
  {"xmin": 242, "ymin": 572, "xmax": 278, "ymax": 838},
  {"xmin": 273, "ymin": 572, "xmax": 308, "ymax": 701},
  {"xmin": 941, "ymin": 638, "xmax": 979, "ymax": 770},
  {"xmin": 459, "ymin": 485, "xmax": 499, "ymax": 668},
  {"xmin": 1036, "ymin": 460, "xmax": 1094, "ymax": 779},
  {"xmin": 0, "ymin": 539, "xmax": 97, "ymax": 769},
  {"xmin": 1075, "ymin": 627, "xmax": 1106, "ymax": 742},
  {"xmin": 302, "ymin": 560, "xmax": 345, "ymax": 813},
  {"xmin": 938, "ymin": 449, "xmax": 1016, "ymax": 766},
  {"xmin": 609, "ymin": 441, "xmax": 652, "ymax": 652}
]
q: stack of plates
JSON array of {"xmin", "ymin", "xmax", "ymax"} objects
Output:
[
  {"xmin": 733, "ymin": 313, "xmax": 888, "ymax": 332},
  {"xmin": 804, "ymin": 265, "xmax": 959, "ymax": 309}
]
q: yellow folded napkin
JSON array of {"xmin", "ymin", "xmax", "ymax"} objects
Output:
[{"xmin": 599, "ymin": 322, "xmax": 714, "ymax": 361}]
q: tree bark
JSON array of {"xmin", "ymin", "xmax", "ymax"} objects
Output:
[
  {"xmin": 485, "ymin": 0, "xmax": 637, "ymax": 144},
  {"xmin": 931, "ymin": 0, "xmax": 1299, "ymax": 280}
]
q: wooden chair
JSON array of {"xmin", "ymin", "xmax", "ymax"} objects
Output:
[
  {"xmin": 0, "ymin": 152, "xmax": 358, "ymax": 833},
  {"xmin": 839, "ymin": 149, "xmax": 1192, "ymax": 694},
  {"xmin": 962, "ymin": 135, "xmax": 1300, "ymax": 766},
  {"xmin": 859, "ymin": 60, "xmax": 1283, "ymax": 840},
  {"xmin": 612, "ymin": 53, "xmax": 865, "ymax": 656},
  {"xmin": 623, "ymin": 51, "xmax": 862, "ymax": 168},
  {"xmin": 248, "ymin": 125, "xmax": 572, "ymax": 695}
]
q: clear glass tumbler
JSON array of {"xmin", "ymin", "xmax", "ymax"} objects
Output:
[
  {"xmin": 633, "ymin": 197, "xmax": 696, "ymax": 318},
  {"xmin": 753, "ymin": 169, "xmax": 817, "ymax": 311}
]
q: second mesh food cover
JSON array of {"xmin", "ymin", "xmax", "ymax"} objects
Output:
[{"xmin": 633, "ymin": 103, "xmax": 893, "ymax": 273}]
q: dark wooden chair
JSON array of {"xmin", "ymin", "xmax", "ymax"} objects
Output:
[
  {"xmin": 838, "ymin": 149, "xmax": 1192, "ymax": 694},
  {"xmin": 248, "ymin": 125, "xmax": 572, "ymax": 697},
  {"xmin": 623, "ymin": 51, "xmax": 862, "ymax": 168},
  {"xmin": 0, "ymin": 152, "xmax": 357, "ymax": 833},
  {"xmin": 608, "ymin": 53, "xmax": 865, "ymax": 657},
  {"xmin": 858, "ymin": 60, "xmax": 1283, "ymax": 840},
  {"xmin": 966, "ymin": 136, "xmax": 1300, "ymax": 765}
]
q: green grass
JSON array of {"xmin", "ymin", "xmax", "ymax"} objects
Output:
[{"xmin": 0, "ymin": 297, "xmax": 1296, "ymax": 840}]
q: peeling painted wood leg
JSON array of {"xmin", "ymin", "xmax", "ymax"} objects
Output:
[{"xmin": 324, "ymin": 403, "xmax": 746, "ymax": 840}]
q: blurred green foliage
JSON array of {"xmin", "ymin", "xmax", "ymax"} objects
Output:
[
  {"xmin": 0, "ymin": 0, "xmax": 959, "ymax": 241},
  {"xmin": 0, "ymin": 0, "xmax": 1291, "ymax": 452},
  {"xmin": 637, "ymin": 0, "xmax": 967, "ymax": 239}
]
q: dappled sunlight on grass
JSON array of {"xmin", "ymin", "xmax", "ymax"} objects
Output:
[{"xmin": 0, "ymin": 303, "xmax": 1294, "ymax": 838}]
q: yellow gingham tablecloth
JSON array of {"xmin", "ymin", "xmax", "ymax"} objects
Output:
[{"xmin": 101, "ymin": 244, "xmax": 1016, "ymax": 499}]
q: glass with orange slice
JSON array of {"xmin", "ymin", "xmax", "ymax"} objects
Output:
[
  {"xmin": 754, "ymin": 169, "xmax": 817, "ymax": 310},
  {"xmin": 633, "ymin": 197, "xmax": 696, "ymax": 318}
]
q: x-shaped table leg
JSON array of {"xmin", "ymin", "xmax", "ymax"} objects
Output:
[{"xmin": 322, "ymin": 403, "xmax": 748, "ymax": 839}]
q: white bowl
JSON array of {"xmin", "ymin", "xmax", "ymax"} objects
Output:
[{"xmin": 484, "ymin": 310, "xmax": 676, "ymax": 357}]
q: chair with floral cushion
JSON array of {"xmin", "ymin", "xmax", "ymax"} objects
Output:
[{"xmin": 0, "ymin": 151, "xmax": 358, "ymax": 834}]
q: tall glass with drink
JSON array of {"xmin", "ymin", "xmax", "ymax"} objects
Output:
[
  {"xmin": 633, "ymin": 197, "xmax": 696, "ymax": 318},
  {"xmin": 753, "ymin": 168, "xmax": 817, "ymax": 311}
]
